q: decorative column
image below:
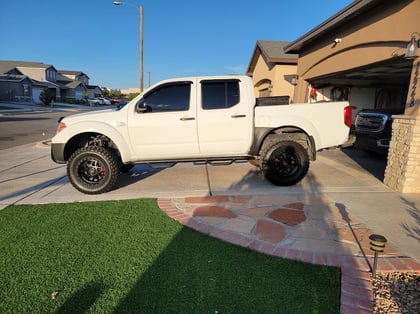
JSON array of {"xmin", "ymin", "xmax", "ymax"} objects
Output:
[{"xmin": 384, "ymin": 60, "xmax": 420, "ymax": 193}]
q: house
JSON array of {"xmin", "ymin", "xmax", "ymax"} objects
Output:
[
  {"xmin": 247, "ymin": 40, "xmax": 298, "ymax": 103},
  {"xmin": 0, "ymin": 74, "xmax": 34, "ymax": 102},
  {"xmin": 279, "ymin": 0, "xmax": 420, "ymax": 192},
  {"xmin": 0, "ymin": 60, "xmax": 90, "ymax": 104},
  {"xmin": 58, "ymin": 70, "xmax": 90, "ymax": 85},
  {"xmin": 86, "ymin": 85, "xmax": 103, "ymax": 98}
]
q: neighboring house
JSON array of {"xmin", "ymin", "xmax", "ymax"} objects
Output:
[
  {"xmin": 121, "ymin": 87, "xmax": 141, "ymax": 95},
  {"xmin": 0, "ymin": 74, "xmax": 34, "ymax": 102},
  {"xmin": 247, "ymin": 40, "xmax": 298, "ymax": 102},
  {"xmin": 60, "ymin": 81, "xmax": 88, "ymax": 101},
  {"xmin": 0, "ymin": 60, "xmax": 90, "ymax": 104},
  {"xmin": 86, "ymin": 85, "xmax": 103, "ymax": 98},
  {"xmin": 58, "ymin": 70, "xmax": 90, "ymax": 85}
]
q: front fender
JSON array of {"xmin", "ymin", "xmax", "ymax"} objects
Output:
[{"xmin": 51, "ymin": 121, "xmax": 132, "ymax": 163}]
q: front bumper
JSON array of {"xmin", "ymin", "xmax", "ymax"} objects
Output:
[
  {"xmin": 354, "ymin": 135, "xmax": 389, "ymax": 155},
  {"xmin": 51, "ymin": 143, "xmax": 66, "ymax": 164}
]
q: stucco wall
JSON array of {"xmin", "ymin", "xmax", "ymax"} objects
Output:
[{"xmin": 252, "ymin": 54, "xmax": 297, "ymax": 101}]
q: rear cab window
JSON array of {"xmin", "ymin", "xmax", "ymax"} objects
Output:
[{"xmin": 201, "ymin": 79, "xmax": 240, "ymax": 110}]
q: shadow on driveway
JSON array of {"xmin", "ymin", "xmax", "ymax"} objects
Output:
[{"xmin": 341, "ymin": 146, "xmax": 387, "ymax": 181}]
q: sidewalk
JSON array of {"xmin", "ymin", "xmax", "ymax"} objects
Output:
[{"xmin": 0, "ymin": 142, "xmax": 419, "ymax": 313}]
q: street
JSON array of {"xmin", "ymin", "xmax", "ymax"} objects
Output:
[{"xmin": 0, "ymin": 110, "xmax": 77, "ymax": 150}]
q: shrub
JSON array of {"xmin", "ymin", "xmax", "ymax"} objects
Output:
[{"xmin": 39, "ymin": 89, "xmax": 55, "ymax": 106}]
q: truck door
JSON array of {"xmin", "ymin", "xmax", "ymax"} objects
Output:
[
  {"xmin": 197, "ymin": 79, "xmax": 253, "ymax": 155},
  {"xmin": 127, "ymin": 80, "xmax": 200, "ymax": 160}
]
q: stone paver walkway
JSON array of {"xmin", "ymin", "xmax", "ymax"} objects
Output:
[{"xmin": 157, "ymin": 195, "xmax": 420, "ymax": 314}]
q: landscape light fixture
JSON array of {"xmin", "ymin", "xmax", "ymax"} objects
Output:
[
  {"xmin": 113, "ymin": 1, "xmax": 144, "ymax": 92},
  {"xmin": 369, "ymin": 234, "xmax": 387, "ymax": 277},
  {"xmin": 405, "ymin": 32, "xmax": 420, "ymax": 59}
]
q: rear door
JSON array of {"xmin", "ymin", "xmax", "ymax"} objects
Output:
[{"xmin": 197, "ymin": 79, "xmax": 253, "ymax": 155}]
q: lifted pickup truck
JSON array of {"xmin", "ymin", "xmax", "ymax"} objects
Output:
[{"xmin": 51, "ymin": 75, "xmax": 352, "ymax": 194}]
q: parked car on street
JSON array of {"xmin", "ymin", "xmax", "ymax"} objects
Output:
[
  {"xmin": 111, "ymin": 98, "xmax": 122, "ymax": 104},
  {"xmin": 98, "ymin": 97, "xmax": 111, "ymax": 105},
  {"xmin": 88, "ymin": 98, "xmax": 101, "ymax": 106}
]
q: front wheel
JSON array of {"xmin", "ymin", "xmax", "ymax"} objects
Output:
[
  {"xmin": 261, "ymin": 140, "xmax": 309, "ymax": 186},
  {"xmin": 67, "ymin": 146, "xmax": 120, "ymax": 194}
]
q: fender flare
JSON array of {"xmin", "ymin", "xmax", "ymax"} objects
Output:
[{"xmin": 250, "ymin": 127, "xmax": 316, "ymax": 160}]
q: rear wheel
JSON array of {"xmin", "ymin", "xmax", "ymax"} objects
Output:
[
  {"xmin": 261, "ymin": 139, "xmax": 309, "ymax": 186},
  {"xmin": 67, "ymin": 146, "xmax": 120, "ymax": 194}
]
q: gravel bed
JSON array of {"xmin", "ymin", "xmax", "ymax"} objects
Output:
[{"xmin": 373, "ymin": 272, "xmax": 420, "ymax": 313}]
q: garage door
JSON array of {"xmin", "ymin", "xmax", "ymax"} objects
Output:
[{"xmin": 32, "ymin": 87, "xmax": 43, "ymax": 104}]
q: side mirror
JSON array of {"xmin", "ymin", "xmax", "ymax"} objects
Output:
[{"xmin": 135, "ymin": 99, "xmax": 148, "ymax": 113}]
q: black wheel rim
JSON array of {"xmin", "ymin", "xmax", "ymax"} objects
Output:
[
  {"xmin": 77, "ymin": 156, "xmax": 106, "ymax": 185},
  {"xmin": 269, "ymin": 147, "xmax": 299, "ymax": 176}
]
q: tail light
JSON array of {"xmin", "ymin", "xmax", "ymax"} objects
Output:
[{"xmin": 344, "ymin": 106, "xmax": 352, "ymax": 128}]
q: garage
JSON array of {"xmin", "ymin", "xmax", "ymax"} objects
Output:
[
  {"xmin": 308, "ymin": 57, "xmax": 413, "ymax": 120},
  {"xmin": 313, "ymin": 57, "xmax": 412, "ymax": 106}
]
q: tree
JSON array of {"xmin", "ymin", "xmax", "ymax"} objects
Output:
[
  {"xmin": 128, "ymin": 93, "xmax": 139, "ymax": 101},
  {"xmin": 109, "ymin": 89, "xmax": 122, "ymax": 98},
  {"xmin": 39, "ymin": 89, "xmax": 55, "ymax": 106}
]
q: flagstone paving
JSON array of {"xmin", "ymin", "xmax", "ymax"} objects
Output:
[{"xmin": 157, "ymin": 195, "xmax": 420, "ymax": 314}]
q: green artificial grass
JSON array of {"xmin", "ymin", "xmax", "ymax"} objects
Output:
[{"xmin": 0, "ymin": 199, "xmax": 340, "ymax": 313}]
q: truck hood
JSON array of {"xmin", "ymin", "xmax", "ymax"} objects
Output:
[{"xmin": 61, "ymin": 108, "xmax": 122, "ymax": 124}]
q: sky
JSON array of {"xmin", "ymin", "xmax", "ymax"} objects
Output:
[{"xmin": 0, "ymin": 0, "xmax": 354, "ymax": 90}]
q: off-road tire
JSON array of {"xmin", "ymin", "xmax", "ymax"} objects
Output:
[
  {"xmin": 67, "ymin": 146, "xmax": 120, "ymax": 194},
  {"xmin": 260, "ymin": 139, "xmax": 309, "ymax": 186}
]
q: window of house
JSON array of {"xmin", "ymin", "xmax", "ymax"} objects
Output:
[
  {"xmin": 46, "ymin": 70, "xmax": 55, "ymax": 80},
  {"xmin": 201, "ymin": 80, "xmax": 240, "ymax": 110},
  {"xmin": 140, "ymin": 82, "xmax": 191, "ymax": 112},
  {"xmin": 23, "ymin": 84, "xmax": 29, "ymax": 96}
]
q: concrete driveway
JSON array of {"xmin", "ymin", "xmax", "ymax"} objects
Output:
[{"xmin": 0, "ymin": 141, "xmax": 389, "ymax": 205}]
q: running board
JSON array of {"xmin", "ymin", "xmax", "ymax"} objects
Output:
[{"xmin": 195, "ymin": 159, "xmax": 249, "ymax": 166}]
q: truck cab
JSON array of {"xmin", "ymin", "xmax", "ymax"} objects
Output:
[{"xmin": 127, "ymin": 77, "xmax": 254, "ymax": 160}]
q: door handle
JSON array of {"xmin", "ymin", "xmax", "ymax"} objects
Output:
[
  {"xmin": 231, "ymin": 114, "xmax": 246, "ymax": 118},
  {"xmin": 180, "ymin": 116, "xmax": 195, "ymax": 121}
]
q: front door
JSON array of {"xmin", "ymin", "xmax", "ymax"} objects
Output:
[{"xmin": 127, "ymin": 81, "xmax": 200, "ymax": 160}]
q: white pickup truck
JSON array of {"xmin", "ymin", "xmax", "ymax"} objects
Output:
[{"xmin": 51, "ymin": 75, "xmax": 352, "ymax": 194}]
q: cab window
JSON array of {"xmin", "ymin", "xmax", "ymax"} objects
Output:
[
  {"xmin": 201, "ymin": 80, "xmax": 240, "ymax": 110},
  {"xmin": 139, "ymin": 82, "xmax": 191, "ymax": 112}
]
